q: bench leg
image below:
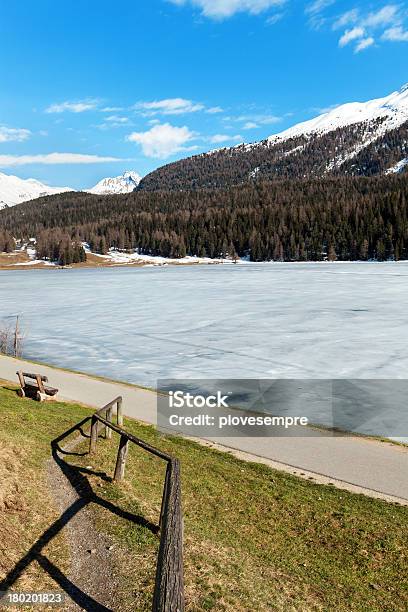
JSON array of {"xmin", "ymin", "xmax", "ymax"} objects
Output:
[
  {"xmin": 37, "ymin": 392, "xmax": 58, "ymax": 402},
  {"xmin": 17, "ymin": 388, "xmax": 25, "ymax": 398}
]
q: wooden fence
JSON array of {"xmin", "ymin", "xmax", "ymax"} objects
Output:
[{"xmin": 60, "ymin": 396, "xmax": 184, "ymax": 612}]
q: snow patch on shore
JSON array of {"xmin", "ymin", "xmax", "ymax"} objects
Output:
[
  {"xmin": 89, "ymin": 247, "xmax": 240, "ymax": 266},
  {"xmin": 12, "ymin": 259, "xmax": 56, "ymax": 266}
]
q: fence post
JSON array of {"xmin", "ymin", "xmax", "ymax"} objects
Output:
[
  {"xmin": 152, "ymin": 459, "xmax": 184, "ymax": 612},
  {"xmin": 117, "ymin": 397, "xmax": 123, "ymax": 426},
  {"xmin": 89, "ymin": 416, "xmax": 98, "ymax": 454},
  {"xmin": 159, "ymin": 462, "xmax": 171, "ymax": 532},
  {"xmin": 106, "ymin": 407, "xmax": 112, "ymax": 439},
  {"xmin": 114, "ymin": 434, "xmax": 129, "ymax": 481}
]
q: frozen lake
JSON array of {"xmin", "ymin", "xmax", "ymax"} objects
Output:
[
  {"xmin": 0, "ymin": 262, "xmax": 408, "ymax": 439},
  {"xmin": 2, "ymin": 262, "xmax": 408, "ymax": 437}
]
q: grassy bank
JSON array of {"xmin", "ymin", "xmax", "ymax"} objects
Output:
[
  {"xmin": 0, "ymin": 385, "xmax": 407, "ymax": 611},
  {"xmin": 73, "ymin": 421, "xmax": 408, "ymax": 611},
  {"xmin": 0, "ymin": 385, "xmax": 91, "ymax": 595}
]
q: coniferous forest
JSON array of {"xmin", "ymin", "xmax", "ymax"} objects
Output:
[
  {"xmin": 1, "ymin": 175, "xmax": 408, "ymax": 262},
  {"xmin": 138, "ymin": 120, "xmax": 408, "ymax": 191}
]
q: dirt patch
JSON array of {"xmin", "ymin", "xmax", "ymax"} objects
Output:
[{"xmin": 47, "ymin": 434, "xmax": 122, "ymax": 611}]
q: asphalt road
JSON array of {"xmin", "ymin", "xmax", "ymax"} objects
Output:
[{"xmin": 2, "ymin": 355, "xmax": 407, "ymax": 504}]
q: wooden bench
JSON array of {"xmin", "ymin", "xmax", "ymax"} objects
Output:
[{"xmin": 16, "ymin": 371, "xmax": 59, "ymax": 402}]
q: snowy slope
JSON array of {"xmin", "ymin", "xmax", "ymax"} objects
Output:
[
  {"xmin": 139, "ymin": 83, "xmax": 408, "ymax": 191},
  {"xmin": 268, "ymin": 84, "xmax": 408, "ymax": 144},
  {"xmin": 87, "ymin": 171, "xmax": 141, "ymax": 195},
  {"xmin": 385, "ymin": 158, "xmax": 408, "ymax": 175},
  {"xmin": 0, "ymin": 172, "xmax": 71, "ymax": 209}
]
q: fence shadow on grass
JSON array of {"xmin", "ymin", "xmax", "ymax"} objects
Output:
[{"xmin": 0, "ymin": 418, "xmax": 158, "ymax": 612}]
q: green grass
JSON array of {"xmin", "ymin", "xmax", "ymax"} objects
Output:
[
  {"xmin": 72, "ymin": 415, "xmax": 408, "ymax": 611},
  {"xmin": 0, "ymin": 385, "xmax": 407, "ymax": 611},
  {"xmin": 0, "ymin": 385, "xmax": 92, "ymax": 595}
]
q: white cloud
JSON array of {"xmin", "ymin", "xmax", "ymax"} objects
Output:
[
  {"xmin": 305, "ymin": 0, "xmax": 335, "ymax": 28},
  {"xmin": 243, "ymin": 121, "xmax": 259, "ymax": 129},
  {"xmin": 258, "ymin": 114, "xmax": 282, "ymax": 124},
  {"xmin": 134, "ymin": 98, "xmax": 204, "ymax": 115},
  {"xmin": 266, "ymin": 12, "xmax": 284, "ymax": 24},
  {"xmin": 100, "ymin": 106, "xmax": 124, "ymax": 112},
  {"xmin": 0, "ymin": 127, "xmax": 31, "ymax": 143},
  {"xmin": 105, "ymin": 115, "xmax": 129, "ymax": 123},
  {"xmin": 206, "ymin": 106, "xmax": 224, "ymax": 114},
  {"xmin": 362, "ymin": 5, "xmax": 400, "ymax": 28},
  {"xmin": 333, "ymin": 9, "xmax": 359, "ymax": 30},
  {"xmin": 334, "ymin": 5, "xmax": 402, "ymax": 31},
  {"xmin": 45, "ymin": 99, "xmax": 99, "ymax": 113},
  {"xmin": 382, "ymin": 25, "xmax": 408, "ymax": 41},
  {"xmin": 127, "ymin": 123, "xmax": 197, "ymax": 158},
  {"xmin": 339, "ymin": 26, "xmax": 365, "ymax": 47},
  {"xmin": 0, "ymin": 153, "xmax": 125, "ymax": 167},
  {"xmin": 333, "ymin": 4, "xmax": 407, "ymax": 51},
  {"xmin": 94, "ymin": 114, "xmax": 132, "ymax": 130},
  {"xmin": 354, "ymin": 36, "xmax": 375, "ymax": 52},
  {"xmin": 209, "ymin": 133, "xmax": 242, "ymax": 143},
  {"xmin": 305, "ymin": 0, "xmax": 335, "ymax": 15},
  {"xmin": 168, "ymin": 0, "xmax": 286, "ymax": 19}
]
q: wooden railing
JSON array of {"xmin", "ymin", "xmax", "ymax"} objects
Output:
[{"xmin": 58, "ymin": 396, "xmax": 184, "ymax": 612}]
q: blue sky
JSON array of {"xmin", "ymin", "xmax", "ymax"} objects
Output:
[{"xmin": 0, "ymin": 0, "xmax": 407, "ymax": 189}]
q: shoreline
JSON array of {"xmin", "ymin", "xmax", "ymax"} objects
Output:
[
  {"xmin": 2, "ymin": 256, "xmax": 408, "ymax": 271},
  {"xmin": 4, "ymin": 353, "xmax": 407, "ymax": 448},
  {"xmin": 0, "ymin": 249, "xmax": 238, "ymax": 270},
  {"xmin": 3, "ymin": 247, "xmax": 408, "ymax": 271},
  {"xmin": 1, "ymin": 354, "xmax": 408, "ymax": 505}
]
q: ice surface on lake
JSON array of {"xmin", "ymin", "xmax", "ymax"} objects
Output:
[{"xmin": 1, "ymin": 262, "xmax": 408, "ymax": 385}]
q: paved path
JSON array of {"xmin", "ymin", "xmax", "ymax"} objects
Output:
[{"xmin": 2, "ymin": 355, "xmax": 408, "ymax": 504}]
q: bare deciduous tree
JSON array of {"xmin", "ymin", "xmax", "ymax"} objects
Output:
[
  {"xmin": 0, "ymin": 323, "xmax": 12, "ymax": 355},
  {"xmin": 0, "ymin": 317, "xmax": 24, "ymax": 357}
]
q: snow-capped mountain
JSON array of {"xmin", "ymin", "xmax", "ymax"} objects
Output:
[
  {"xmin": 269, "ymin": 83, "xmax": 408, "ymax": 144},
  {"xmin": 139, "ymin": 84, "xmax": 408, "ymax": 191},
  {"xmin": 87, "ymin": 171, "xmax": 141, "ymax": 195},
  {"xmin": 0, "ymin": 172, "xmax": 71, "ymax": 209}
]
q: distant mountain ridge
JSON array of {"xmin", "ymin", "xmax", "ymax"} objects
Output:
[
  {"xmin": 138, "ymin": 84, "xmax": 408, "ymax": 191},
  {"xmin": 87, "ymin": 171, "xmax": 141, "ymax": 195},
  {"xmin": 0, "ymin": 172, "xmax": 70, "ymax": 209},
  {"xmin": 2, "ymin": 85, "xmax": 408, "ymax": 208},
  {"xmin": 0, "ymin": 170, "xmax": 142, "ymax": 209}
]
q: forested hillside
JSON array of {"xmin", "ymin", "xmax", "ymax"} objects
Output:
[
  {"xmin": 1, "ymin": 175, "xmax": 408, "ymax": 262},
  {"xmin": 138, "ymin": 119, "xmax": 408, "ymax": 192}
]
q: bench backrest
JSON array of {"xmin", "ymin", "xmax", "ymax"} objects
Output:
[
  {"xmin": 21, "ymin": 372, "xmax": 48, "ymax": 382},
  {"xmin": 17, "ymin": 371, "xmax": 48, "ymax": 394}
]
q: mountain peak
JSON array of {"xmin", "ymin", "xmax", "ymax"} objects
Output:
[
  {"xmin": 87, "ymin": 170, "xmax": 142, "ymax": 195},
  {"xmin": 0, "ymin": 172, "xmax": 70, "ymax": 209},
  {"xmin": 267, "ymin": 83, "xmax": 408, "ymax": 144},
  {"xmin": 123, "ymin": 170, "xmax": 139, "ymax": 179}
]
